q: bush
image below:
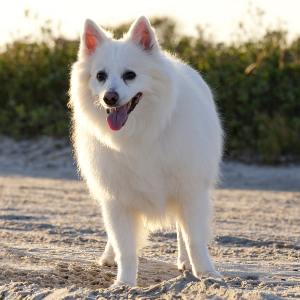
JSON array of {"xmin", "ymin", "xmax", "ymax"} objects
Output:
[
  {"xmin": 0, "ymin": 35, "xmax": 78, "ymax": 137},
  {"xmin": 0, "ymin": 13, "xmax": 299, "ymax": 161}
]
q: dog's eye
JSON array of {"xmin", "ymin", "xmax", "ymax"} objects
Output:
[
  {"xmin": 97, "ymin": 71, "xmax": 107, "ymax": 82},
  {"xmin": 123, "ymin": 71, "xmax": 136, "ymax": 81}
]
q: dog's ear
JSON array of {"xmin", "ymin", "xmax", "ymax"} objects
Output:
[
  {"xmin": 81, "ymin": 19, "xmax": 108, "ymax": 55},
  {"xmin": 127, "ymin": 16, "xmax": 158, "ymax": 51}
]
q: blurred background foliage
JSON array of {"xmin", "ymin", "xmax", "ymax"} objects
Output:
[{"xmin": 0, "ymin": 7, "xmax": 299, "ymax": 162}]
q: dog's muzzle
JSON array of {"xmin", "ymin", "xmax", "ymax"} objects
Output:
[{"xmin": 106, "ymin": 93, "xmax": 142, "ymax": 131}]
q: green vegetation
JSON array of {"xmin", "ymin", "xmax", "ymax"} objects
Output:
[{"xmin": 0, "ymin": 10, "xmax": 299, "ymax": 161}]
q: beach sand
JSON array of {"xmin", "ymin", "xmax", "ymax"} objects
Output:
[{"xmin": 0, "ymin": 136, "xmax": 299, "ymax": 299}]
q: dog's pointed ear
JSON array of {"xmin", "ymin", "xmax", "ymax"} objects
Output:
[
  {"xmin": 127, "ymin": 16, "xmax": 158, "ymax": 51},
  {"xmin": 81, "ymin": 19, "xmax": 107, "ymax": 55}
]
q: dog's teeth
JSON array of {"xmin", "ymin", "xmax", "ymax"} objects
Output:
[{"xmin": 127, "ymin": 100, "xmax": 132, "ymax": 109}]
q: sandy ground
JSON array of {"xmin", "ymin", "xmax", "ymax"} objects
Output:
[{"xmin": 0, "ymin": 136, "xmax": 300, "ymax": 299}]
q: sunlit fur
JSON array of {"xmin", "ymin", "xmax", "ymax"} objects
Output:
[{"xmin": 69, "ymin": 15, "xmax": 223, "ymax": 288}]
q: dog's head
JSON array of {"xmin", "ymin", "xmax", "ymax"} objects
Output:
[
  {"xmin": 81, "ymin": 16, "xmax": 160, "ymax": 132},
  {"xmin": 70, "ymin": 16, "xmax": 176, "ymax": 148}
]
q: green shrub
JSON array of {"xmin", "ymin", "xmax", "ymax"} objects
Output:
[
  {"xmin": 0, "ymin": 14, "xmax": 299, "ymax": 161},
  {"xmin": 0, "ymin": 36, "xmax": 78, "ymax": 137}
]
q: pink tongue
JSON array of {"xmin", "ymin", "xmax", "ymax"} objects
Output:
[{"xmin": 106, "ymin": 104, "xmax": 128, "ymax": 131}]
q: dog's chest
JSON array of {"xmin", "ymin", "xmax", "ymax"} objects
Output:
[{"xmin": 94, "ymin": 148, "xmax": 169, "ymax": 205}]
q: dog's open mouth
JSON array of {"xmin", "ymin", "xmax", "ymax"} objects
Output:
[{"xmin": 106, "ymin": 93, "xmax": 142, "ymax": 131}]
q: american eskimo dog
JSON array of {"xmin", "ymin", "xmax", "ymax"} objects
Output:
[{"xmin": 69, "ymin": 16, "xmax": 223, "ymax": 288}]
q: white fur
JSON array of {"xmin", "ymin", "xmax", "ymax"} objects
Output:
[{"xmin": 69, "ymin": 15, "xmax": 223, "ymax": 288}]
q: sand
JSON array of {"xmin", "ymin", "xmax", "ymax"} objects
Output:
[{"xmin": 0, "ymin": 136, "xmax": 300, "ymax": 299}]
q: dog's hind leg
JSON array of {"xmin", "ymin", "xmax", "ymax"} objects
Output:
[
  {"xmin": 99, "ymin": 238, "xmax": 116, "ymax": 266},
  {"xmin": 177, "ymin": 222, "xmax": 192, "ymax": 271},
  {"xmin": 176, "ymin": 190, "xmax": 223, "ymax": 279},
  {"xmin": 101, "ymin": 202, "xmax": 141, "ymax": 288}
]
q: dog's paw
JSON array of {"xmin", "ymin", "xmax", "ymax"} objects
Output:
[
  {"xmin": 109, "ymin": 280, "xmax": 134, "ymax": 290},
  {"xmin": 201, "ymin": 270, "xmax": 224, "ymax": 279},
  {"xmin": 99, "ymin": 254, "xmax": 116, "ymax": 267},
  {"xmin": 178, "ymin": 259, "xmax": 192, "ymax": 271}
]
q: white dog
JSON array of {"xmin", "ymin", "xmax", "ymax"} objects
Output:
[{"xmin": 69, "ymin": 16, "xmax": 223, "ymax": 288}]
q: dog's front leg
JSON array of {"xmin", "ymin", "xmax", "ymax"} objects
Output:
[
  {"xmin": 101, "ymin": 201, "xmax": 139, "ymax": 288},
  {"xmin": 176, "ymin": 191, "xmax": 223, "ymax": 279}
]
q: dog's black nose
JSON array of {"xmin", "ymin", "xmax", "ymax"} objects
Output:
[{"xmin": 103, "ymin": 91, "xmax": 119, "ymax": 106}]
